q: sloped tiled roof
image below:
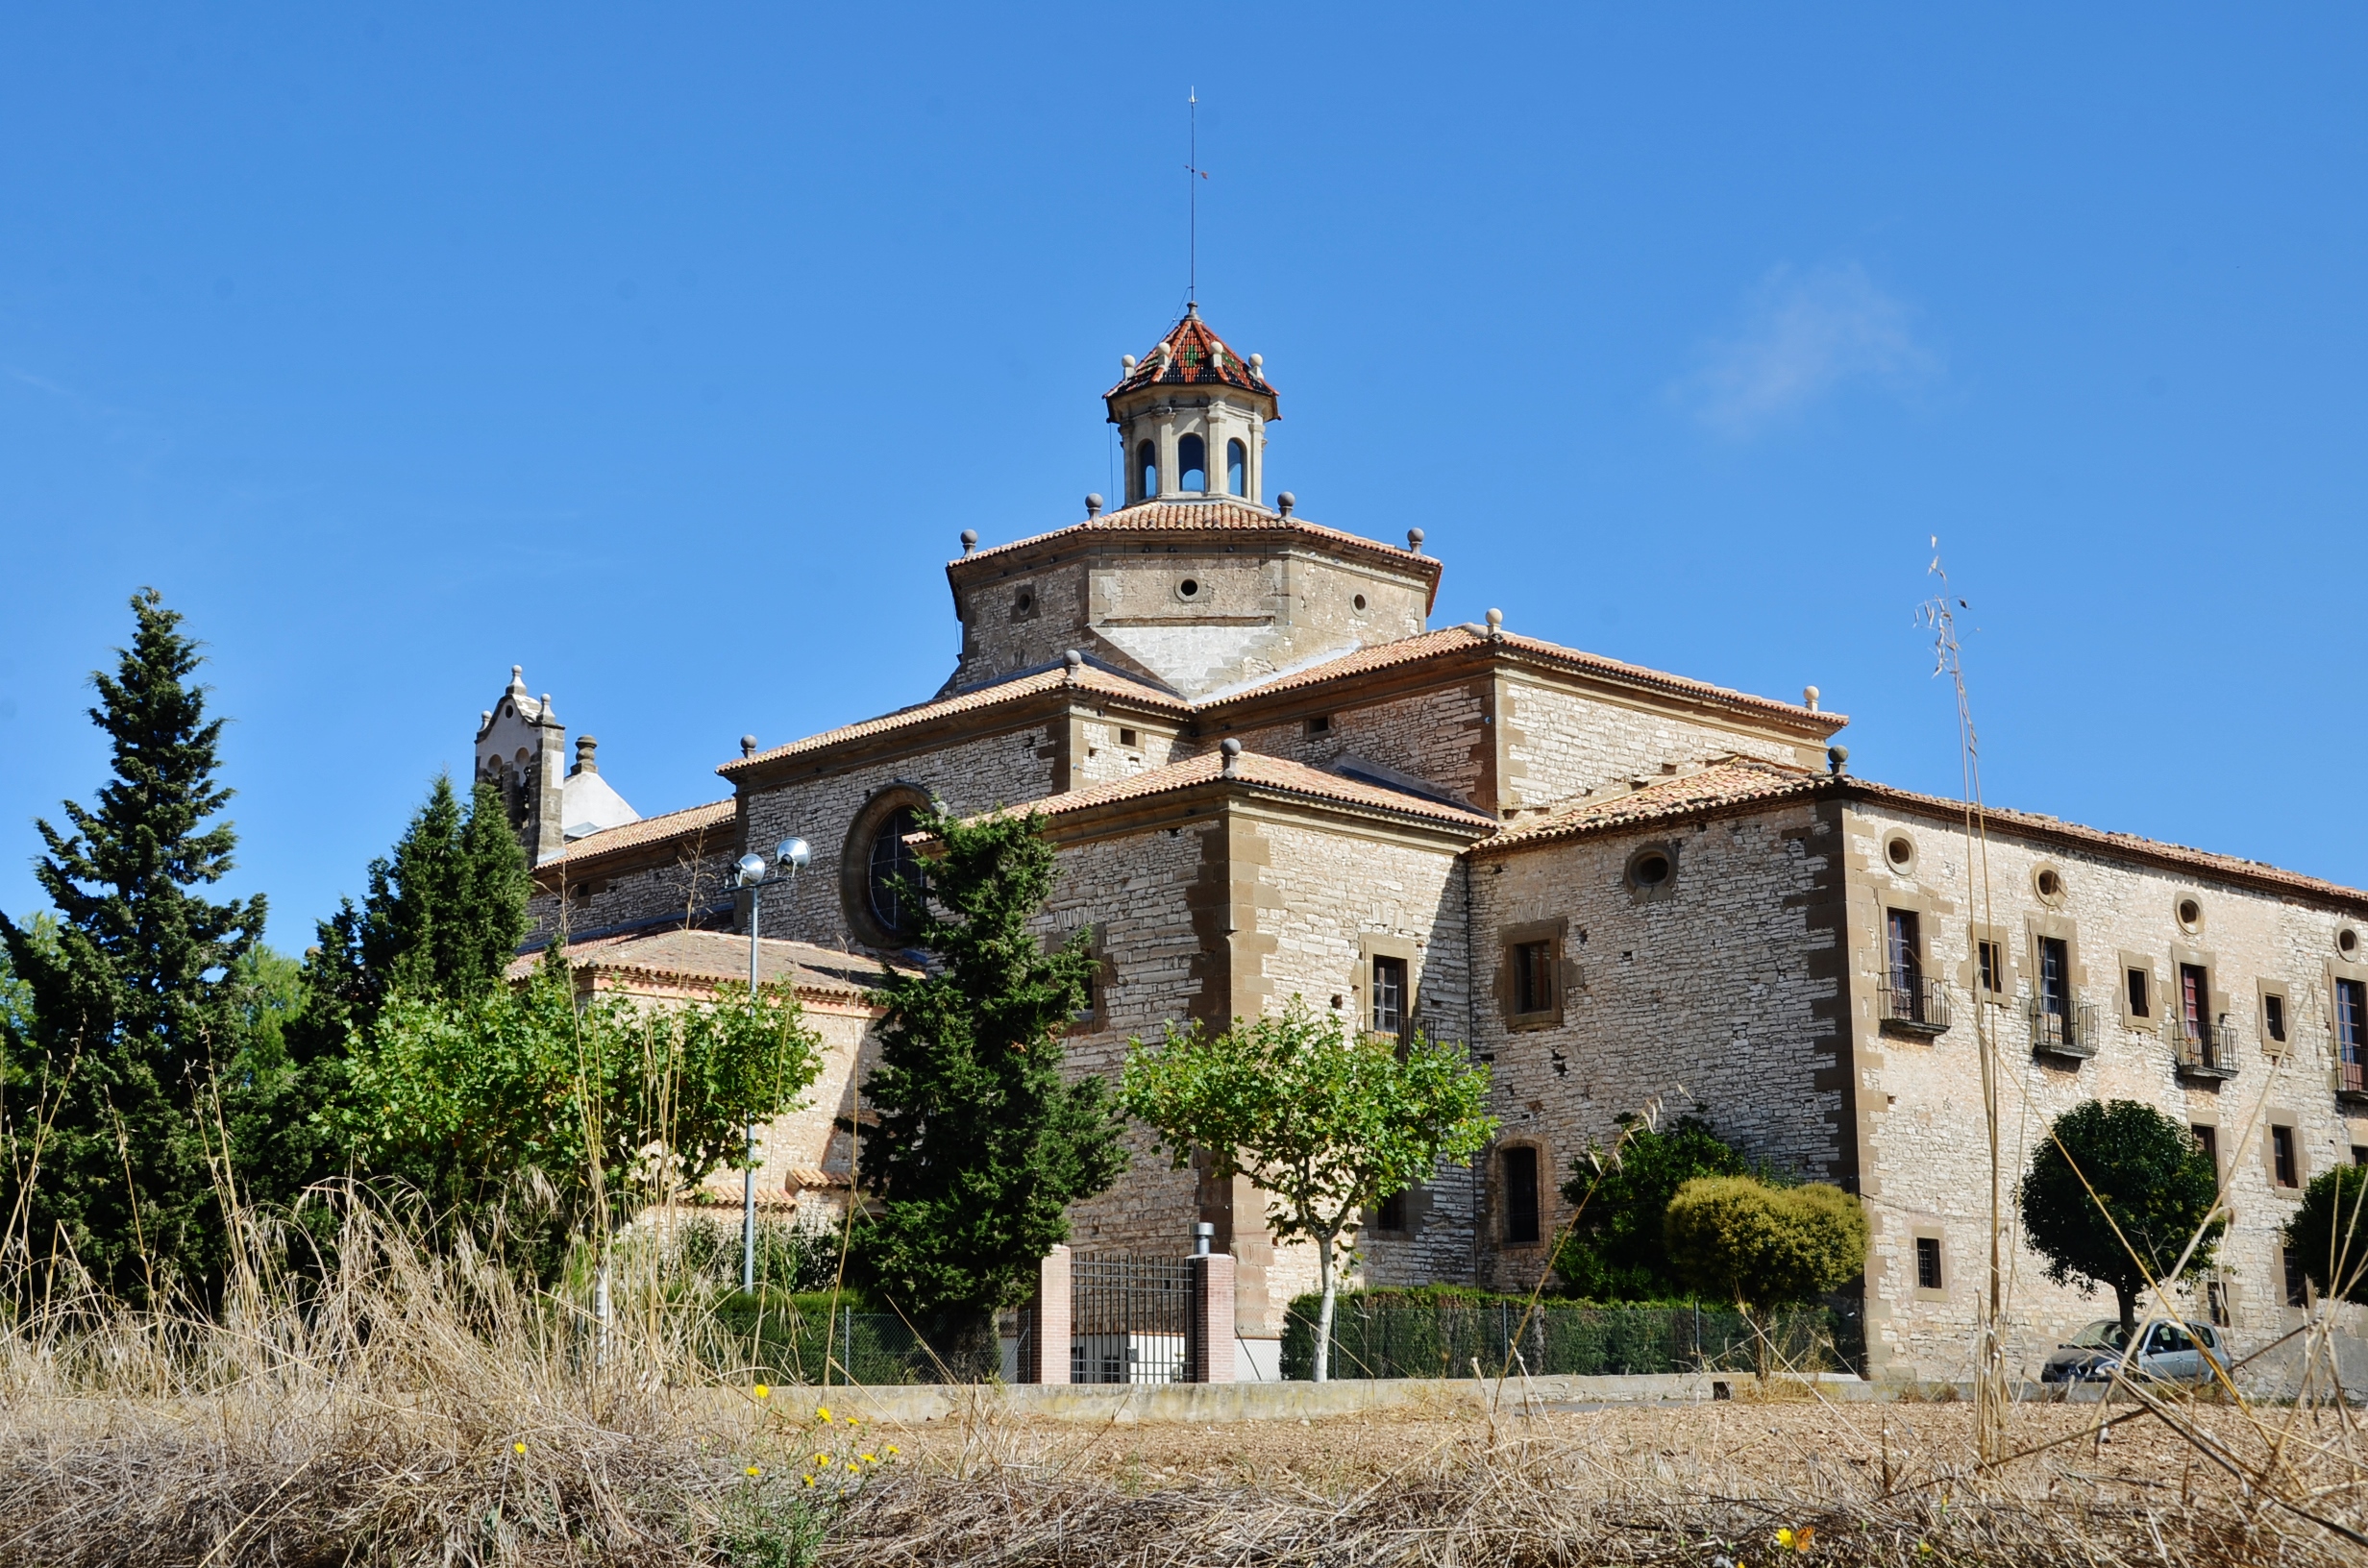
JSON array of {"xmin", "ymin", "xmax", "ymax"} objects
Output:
[
  {"xmin": 1471, "ymin": 757, "xmax": 2368, "ymax": 910},
  {"xmin": 514, "ymin": 928, "xmax": 911, "ymax": 1002},
  {"xmin": 1479, "ymin": 758, "xmax": 1825, "ymax": 852},
  {"xmin": 1196, "ymin": 625, "xmax": 1840, "ymax": 733},
  {"xmin": 1104, "ymin": 309, "xmax": 1274, "ymax": 403},
  {"xmin": 993, "ymin": 748, "xmax": 1498, "ymax": 833},
  {"xmin": 951, "ymin": 500, "xmax": 1442, "ymax": 590},
  {"xmin": 537, "ymin": 798, "xmax": 736, "ymax": 869},
  {"xmin": 720, "ymin": 662, "xmax": 1189, "ymax": 778}
]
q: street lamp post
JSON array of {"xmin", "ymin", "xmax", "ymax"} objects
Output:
[{"xmin": 735, "ymin": 835, "xmax": 812, "ymax": 1296}]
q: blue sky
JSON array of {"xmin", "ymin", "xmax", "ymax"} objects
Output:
[{"xmin": 3, "ymin": 5, "xmax": 2364, "ymax": 943}]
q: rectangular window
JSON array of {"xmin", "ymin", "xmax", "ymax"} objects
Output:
[
  {"xmin": 2354, "ymin": 1145, "xmax": 2368, "ymax": 1167},
  {"xmin": 2126, "ymin": 967, "xmax": 2151, "ymax": 1018},
  {"xmin": 1511, "ymin": 940, "xmax": 1556, "ymax": 1017},
  {"xmin": 2264, "ymin": 992, "xmax": 2287, "ymax": 1044},
  {"xmin": 2038, "ymin": 937, "xmax": 2071, "ymax": 1018},
  {"xmin": 2193, "ymin": 1123, "xmax": 2218, "ymax": 1171},
  {"xmin": 1118, "ymin": 726, "xmax": 1138, "ymax": 748},
  {"xmin": 1371, "ymin": 955, "xmax": 1408, "ymax": 1036},
  {"xmin": 2179, "ymin": 963, "xmax": 2209, "ymax": 1039},
  {"xmin": 1305, "ymin": 715, "xmax": 1331, "ymax": 737},
  {"xmin": 2272, "ymin": 1124, "xmax": 2300, "ymax": 1188},
  {"xmin": 2339, "ymin": 980, "xmax": 2367, "ymax": 1090},
  {"xmin": 2284, "ymin": 1247, "xmax": 2308, "ymax": 1308},
  {"xmin": 1886, "ymin": 910, "xmax": 1922, "ymax": 993},
  {"xmin": 1375, "ymin": 1190, "xmax": 1406, "ymax": 1233},
  {"xmin": 2207, "ymin": 1279, "xmax": 2231, "ymax": 1327},
  {"xmin": 1503, "ymin": 1146, "xmax": 1541, "ymax": 1244},
  {"xmin": 1977, "ymin": 940, "xmax": 2005, "ymax": 995},
  {"xmin": 1914, "ymin": 1236, "xmax": 1944, "ymax": 1291}
]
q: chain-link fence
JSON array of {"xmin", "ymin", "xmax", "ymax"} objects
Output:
[
  {"xmin": 1282, "ymin": 1293, "xmax": 1863, "ymax": 1381},
  {"xmin": 709, "ymin": 1298, "xmax": 955, "ymax": 1385}
]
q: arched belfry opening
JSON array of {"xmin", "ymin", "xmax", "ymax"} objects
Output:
[{"xmin": 1104, "ymin": 305, "xmax": 1277, "ymax": 507}]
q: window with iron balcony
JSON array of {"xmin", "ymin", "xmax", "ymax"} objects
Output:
[{"xmin": 1877, "ymin": 909, "xmax": 1949, "ymax": 1035}]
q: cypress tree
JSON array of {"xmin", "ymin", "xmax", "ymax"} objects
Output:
[
  {"xmin": 236, "ymin": 773, "xmax": 530, "ymax": 1223},
  {"xmin": 852, "ymin": 805, "xmax": 1129, "ymax": 1362},
  {"xmin": 0, "ymin": 589, "xmax": 266, "ymax": 1302}
]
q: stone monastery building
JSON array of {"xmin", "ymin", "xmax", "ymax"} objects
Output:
[{"xmin": 480, "ymin": 306, "xmax": 2368, "ymax": 1383}]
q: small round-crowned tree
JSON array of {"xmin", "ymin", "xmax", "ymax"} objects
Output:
[
  {"xmin": 1664, "ymin": 1176, "xmax": 1867, "ymax": 1376},
  {"xmin": 2285, "ymin": 1164, "xmax": 2368, "ymax": 1306},
  {"xmin": 2017, "ymin": 1098, "xmax": 2223, "ymax": 1337}
]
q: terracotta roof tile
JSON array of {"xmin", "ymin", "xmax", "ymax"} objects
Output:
[
  {"xmin": 512, "ymin": 928, "xmax": 910, "ymax": 999},
  {"xmin": 952, "ymin": 499, "xmax": 1441, "ymax": 587},
  {"xmin": 1479, "ymin": 758, "xmax": 1824, "ymax": 851},
  {"xmin": 995, "ymin": 748, "xmax": 1498, "ymax": 833},
  {"xmin": 538, "ymin": 798, "xmax": 735, "ymax": 869},
  {"xmin": 721, "ymin": 663, "xmax": 1189, "ymax": 776},
  {"xmin": 1472, "ymin": 758, "xmax": 2368, "ymax": 911},
  {"xmin": 1196, "ymin": 625, "xmax": 1840, "ymax": 733},
  {"xmin": 1103, "ymin": 310, "xmax": 1275, "ymax": 404}
]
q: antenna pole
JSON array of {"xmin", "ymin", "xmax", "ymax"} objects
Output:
[{"xmin": 1188, "ymin": 88, "xmax": 1198, "ymax": 306}]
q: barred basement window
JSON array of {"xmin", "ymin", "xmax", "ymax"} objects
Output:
[
  {"xmin": 2208, "ymin": 1280, "xmax": 2231, "ymax": 1327},
  {"xmin": 1502, "ymin": 1146, "xmax": 1541, "ymax": 1245},
  {"xmin": 1914, "ymin": 1237, "xmax": 1944, "ymax": 1291}
]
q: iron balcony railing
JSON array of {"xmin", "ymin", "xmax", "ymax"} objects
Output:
[
  {"xmin": 1877, "ymin": 977, "xmax": 1952, "ymax": 1035},
  {"xmin": 2027, "ymin": 993, "xmax": 2099, "ymax": 1059},
  {"xmin": 2167, "ymin": 1013, "xmax": 2240, "ymax": 1079}
]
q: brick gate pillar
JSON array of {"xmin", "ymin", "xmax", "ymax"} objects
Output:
[
  {"xmin": 1188, "ymin": 1249, "xmax": 1237, "ymax": 1383},
  {"xmin": 1028, "ymin": 1244, "xmax": 1072, "ymax": 1384}
]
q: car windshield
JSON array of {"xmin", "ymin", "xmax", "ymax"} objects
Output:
[{"xmin": 2066, "ymin": 1321, "xmax": 2133, "ymax": 1350}]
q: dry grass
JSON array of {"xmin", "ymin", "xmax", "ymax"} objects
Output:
[{"xmin": 2, "ymin": 1201, "xmax": 2365, "ymax": 1565}]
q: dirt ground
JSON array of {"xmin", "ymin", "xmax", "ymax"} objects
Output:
[{"xmin": 857, "ymin": 1390, "xmax": 2360, "ymax": 1506}]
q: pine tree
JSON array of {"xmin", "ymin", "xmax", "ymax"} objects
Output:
[
  {"xmin": 0, "ymin": 589, "xmax": 266, "ymax": 1302},
  {"xmin": 852, "ymin": 805, "xmax": 1129, "ymax": 1360}
]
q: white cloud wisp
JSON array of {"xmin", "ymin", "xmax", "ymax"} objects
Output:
[{"xmin": 1675, "ymin": 261, "xmax": 1941, "ymax": 437}]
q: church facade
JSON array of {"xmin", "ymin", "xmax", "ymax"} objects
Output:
[{"xmin": 479, "ymin": 307, "xmax": 2368, "ymax": 1383}]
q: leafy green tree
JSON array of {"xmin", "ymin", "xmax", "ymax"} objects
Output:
[
  {"xmin": 2017, "ymin": 1098, "xmax": 2224, "ymax": 1335},
  {"xmin": 1553, "ymin": 1113, "xmax": 1753, "ymax": 1300},
  {"xmin": 235, "ymin": 773, "xmax": 532, "ymax": 1226},
  {"xmin": 347, "ymin": 956, "xmax": 821, "ymax": 1277},
  {"xmin": 0, "ymin": 589, "xmax": 266, "ymax": 1303},
  {"xmin": 1664, "ymin": 1175, "xmax": 1868, "ymax": 1375},
  {"xmin": 851, "ymin": 805, "xmax": 1130, "ymax": 1360},
  {"xmin": 2284, "ymin": 1164, "xmax": 2368, "ymax": 1306},
  {"xmin": 1122, "ymin": 996, "xmax": 1498, "ymax": 1383}
]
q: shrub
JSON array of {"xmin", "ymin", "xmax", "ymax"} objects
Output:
[{"xmin": 2285, "ymin": 1164, "xmax": 2368, "ymax": 1305}]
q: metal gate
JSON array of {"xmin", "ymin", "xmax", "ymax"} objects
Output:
[{"xmin": 1070, "ymin": 1254, "xmax": 1191, "ymax": 1384}]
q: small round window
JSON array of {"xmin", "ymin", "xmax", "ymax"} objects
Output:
[
  {"xmin": 2033, "ymin": 865, "xmax": 2066, "ymax": 906},
  {"xmin": 1352, "ymin": 593, "xmax": 1369, "ymax": 612},
  {"xmin": 1626, "ymin": 846, "xmax": 1674, "ymax": 893},
  {"xmin": 2340, "ymin": 926, "xmax": 2360, "ymax": 959},
  {"xmin": 1177, "ymin": 577, "xmax": 1200, "ymax": 600},
  {"xmin": 1883, "ymin": 832, "xmax": 1916, "ymax": 875},
  {"xmin": 2175, "ymin": 894, "xmax": 2205, "ymax": 935}
]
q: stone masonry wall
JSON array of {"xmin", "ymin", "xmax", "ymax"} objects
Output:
[
  {"xmin": 1500, "ymin": 679, "xmax": 1818, "ymax": 819},
  {"xmin": 1034, "ymin": 819, "xmax": 1220, "ymax": 1267},
  {"xmin": 1838, "ymin": 800, "xmax": 2368, "ymax": 1382},
  {"xmin": 527, "ymin": 836, "xmax": 736, "ymax": 949},
  {"xmin": 1226, "ymin": 682, "xmax": 1490, "ymax": 809},
  {"xmin": 1244, "ymin": 814, "xmax": 1481, "ymax": 1322},
  {"xmin": 741, "ymin": 723, "xmax": 1062, "ymax": 951},
  {"xmin": 1468, "ymin": 800, "xmax": 1843, "ymax": 1295}
]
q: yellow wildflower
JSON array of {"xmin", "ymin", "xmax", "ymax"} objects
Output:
[
  {"xmin": 512, "ymin": 1441, "xmax": 528, "ymax": 1456},
  {"xmin": 753, "ymin": 1384, "xmax": 771, "ymax": 1400},
  {"xmin": 802, "ymin": 1474, "xmax": 817, "ymax": 1487},
  {"xmin": 885, "ymin": 1444, "xmax": 900, "ymax": 1456},
  {"xmin": 816, "ymin": 1406, "xmax": 832, "ymax": 1423},
  {"xmin": 746, "ymin": 1464, "xmax": 763, "ymax": 1477},
  {"xmin": 812, "ymin": 1452, "xmax": 830, "ymax": 1466},
  {"xmin": 861, "ymin": 1453, "xmax": 876, "ymax": 1464},
  {"xmin": 846, "ymin": 1461, "xmax": 859, "ymax": 1473}
]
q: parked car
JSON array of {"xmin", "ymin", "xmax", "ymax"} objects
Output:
[{"xmin": 2039, "ymin": 1319, "xmax": 2227, "ymax": 1384}]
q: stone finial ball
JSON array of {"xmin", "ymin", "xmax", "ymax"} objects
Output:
[
  {"xmin": 740, "ymin": 734, "xmax": 758, "ymax": 756},
  {"xmin": 1276, "ymin": 491, "xmax": 1295, "ymax": 515},
  {"xmin": 1221, "ymin": 738, "xmax": 1243, "ymax": 758},
  {"xmin": 1485, "ymin": 607, "xmax": 1504, "ymax": 629}
]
